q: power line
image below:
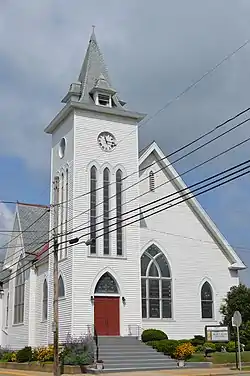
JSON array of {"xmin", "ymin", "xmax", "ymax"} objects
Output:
[
  {"xmin": 64, "ymin": 158, "xmax": 250, "ymax": 241},
  {"xmin": 4, "ymin": 163, "xmax": 249, "ymax": 286},
  {"xmin": 52, "ymin": 106, "xmax": 250, "ymax": 209},
  {"xmin": 62, "ymin": 118, "xmax": 250, "ymax": 237}
]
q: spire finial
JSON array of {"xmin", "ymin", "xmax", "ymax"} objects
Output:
[{"xmin": 90, "ymin": 25, "xmax": 96, "ymax": 42}]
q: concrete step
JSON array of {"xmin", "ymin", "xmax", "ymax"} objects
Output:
[{"xmin": 97, "ymin": 354, "xmax": 171, "ymax": 361}]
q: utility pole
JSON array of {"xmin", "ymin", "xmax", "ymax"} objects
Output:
[{"xmin": 53, "ymin": 178, "xmax": 60, "ymax": 376}]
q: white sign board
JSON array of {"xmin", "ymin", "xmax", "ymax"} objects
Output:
[{"xmin": 206, "ymin": 326, "xmax": 229, "ymax": 342}]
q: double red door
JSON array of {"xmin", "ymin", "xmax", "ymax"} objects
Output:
[{"xmin": 94, "ymin": 297, "xmax": 120, "ymax": 336}]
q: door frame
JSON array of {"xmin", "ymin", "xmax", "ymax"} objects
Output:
[{"xmin": 94, "ymin": 295, "xmax": 120, "ymax": 336}]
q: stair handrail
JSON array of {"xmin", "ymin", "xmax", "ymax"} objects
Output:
[{"xmin": 128, "ymin": 325, "xmax": 143, "ymax": 339}]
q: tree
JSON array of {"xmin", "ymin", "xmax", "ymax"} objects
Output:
[
  {"xmin": 220, "ymin": 284, "xmax": 250, "ymax": 343},
  {"xmin": 220, "ymin": 284, "xmax": 250, "ymax": 325}
]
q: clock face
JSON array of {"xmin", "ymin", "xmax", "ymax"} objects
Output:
[{"xmin": 97, "ymin": 131, "xmax": 117, "ymax": 152}]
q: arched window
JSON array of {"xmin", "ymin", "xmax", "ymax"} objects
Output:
[
  {"xmin": 58, "ymin": 275, "xmax": 65, "ymax": 298},
  {"xmin": 14, "ymin": 255, "xmax": 25, "ymax": 324},
  {"xmin": 103, "ymin": 168, "xmax": 110, "ymax": 255},
  {"xmin": 60, "ymin": 172, "xmax": 64, "ymax": 259},
  {"xmin": 141, "ymin": 244, "xmax": 171, "ymax": 319},
  {"xmin": 90, "ymin": 166, "xmax": 97, "ymax": 254},
  {"xmin": 149, "ymin": 171, "xmax": 155, "ymax": 191},
  {"xmin": 201, "ymin": 281, "xmax": 213, "ymax": 319},
  {"xmin": 65, "ymin": 168, "xmax": 69, "ymax": 258},
  {"xmin": 95, "ymin": 272, "xmax": 118, "ymax": 294},
  {"xmin": 43, "ymin": 279, "xmax": 48, "ymax": 320},
  {"xmin": 6, "ymin": 293, "xmax": 9, "ymax": 327},
  {"xmin": 116, "ymin": 169, "xmax": 123, "ymax": 256}
]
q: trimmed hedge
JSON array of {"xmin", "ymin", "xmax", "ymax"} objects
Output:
[
  {"xmin": 141, "ymin": 329, "xmax": 168, "ymax": 343},
  {"xmin": 146, "ymin": 339, "xmax": 190, "ymax": 357}
]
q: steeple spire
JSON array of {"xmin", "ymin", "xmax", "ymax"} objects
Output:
[{"xmin": 62, "ymin": 27, "xmax": 125, "ymax": 108}]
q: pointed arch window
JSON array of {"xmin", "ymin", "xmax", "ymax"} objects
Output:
[
  {"xmin": 141, "ymin": 244, "xmax": 171, "ymax": 319},
  {"xmin": 43, "ymin": 279, "xmax": 48, "ymax": 320},
  {"xmin": 60, "ymin": 172, "xmax": 64, "ymax": 259},
  {"xmin": 149, "ymin": 171, "xmax": 155, "ymax": 192},
  {"xmin": 116, "ymin": 169, "xmax": 123, "ymax": 256},
  {"xmin": 65, "ymin": 168, "xmax": 69, "ymax": 258},
  {"xmin": 14, "ymin": 255, "xmax": 25, "ymax": 324},
  {"xmin": 58, "ymin": 275, "xmax": 65, "ymax": 298},
  {"xmin": 95, "ymin": 273, "xmax": 118, "ymax": 294},
  {"xmin": 90, "ymin": 166, "xmax": 97, "ymax": 254},
  {"xmin": 103, "ymin": 168, "xmax": 110, "ymax": 255},
  {"xmin": 201, "ymin": 281, "xmax": 213, "ymax": 319}
]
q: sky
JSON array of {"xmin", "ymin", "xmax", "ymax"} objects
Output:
[{"xmin": 0, "ymin": 0, "xmax": 250, "ymax": 283}]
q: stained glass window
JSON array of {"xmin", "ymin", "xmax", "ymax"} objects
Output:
[
  {"xmin": 95, "ymin": 273, "xmax": 118, "ymax": 294},
  {"xmin": 141, "ymin": 245, "xmax": 172, "ymax": 319},
  {"xmin": 201, "ymin": 282, "xmax": 213, "ymax": 319}
]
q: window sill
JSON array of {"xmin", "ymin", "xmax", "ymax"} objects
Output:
[
  {"xmin": 12, "ymin": 323, "xmax": 24, "ymax": 327},
  {"xmin": 142, "ymin": 318, "xmax": 175, "ymax": 322},
  {"xmin": 200, "ymin": 318, "xmax": 217, "ymax": 322},
  {"xmin": 88, "ymin": 254, "xmax": 127, "ymax": 260},
  {"xmin": 58, "ymin": 257, "xmax": 68, "ymax": 263},
  {"xmin": 41, "ymin": 319, "xmax": 48, "ymax": 323}
]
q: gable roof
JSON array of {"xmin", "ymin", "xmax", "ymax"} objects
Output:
[
  {"xmin": 16, "ymin": 202, "xmax": 50, "ymax": 255},
  {"xmin": 139, "ymin": 141, "xmax": 246, "ymax": 270}
]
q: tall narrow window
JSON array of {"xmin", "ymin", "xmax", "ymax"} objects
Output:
[
  {"xmin": 65, "ymin": 169, "xmax": 69, "ymax": 258},
  {"xmin": 42, "ymin": 279, "xmax": 48, "ymax": 321},
  {"xmin": 6, "ymin": 293, "xmax": 9, "ymax": 327},
  {"xmin": 149, "ymin": 171, "xmax": 155, "ymax": 191},
  {"xmin": 60, "ymin": 173, "xmax": 64, "ymax": 259},
  {"xmin": 141, "ymin": 244, "xmax": 172, "ymax": 319},
  {"xmin": 103, "ymin": 168, "xmax": 110, "ymax": 255},
  {"xmin": 14, "ymin": 256, "xmax": 25, "ymax": 324},
  {"xmin": 201, "ymin": 282, "xmax": 213, "ymax": 319},
  {"xmin": 116, "ymin": 169, "xmax": 123, "ymax": 256},
  {"xmin": 58, "ymin": 275, "xmax": 65, "ymax": 298},
  {"xmin": 90, "ymin": 166, "xmax": 97, "ymax": 254}
]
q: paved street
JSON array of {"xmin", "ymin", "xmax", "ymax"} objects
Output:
[{"xmin": 0, "ymin": 368, "xmax": 250, "ymax": 376}]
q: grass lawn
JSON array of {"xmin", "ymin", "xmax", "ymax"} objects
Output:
[{"xmin": 188, "ymin": 351, "xmax": 250, "ymax": 364}]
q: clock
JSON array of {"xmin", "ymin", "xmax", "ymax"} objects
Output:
[{"xmin": 97, "ymin": 131, "xmax": 117, "ymax": 152}]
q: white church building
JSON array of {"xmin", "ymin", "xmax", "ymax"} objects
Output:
[{"xmin": 0, "ymin": 30, "xmax": 245, "ymax": 349}]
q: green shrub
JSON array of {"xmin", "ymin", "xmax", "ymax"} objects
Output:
[
  {"xmin": 190, "ymin": 335, "xmax": 205, "ymax": 346},
  {"xmin": 195, "ymin": 345, "xmax": 204, "ymax": 353},
  {"xmin": 152, "ymin": 339, "xmax": 179, "ymax": 357},
  {"xmin": 146, "ymin": 340, "xmax": 159, "ymax": 349},
  {"xmin": 16, "ymin": 346, "xmax": 33, "ymax": 363},
  {"xmin": 63, "ymin": 352, "xmax": 92, "ymax": 366},
  {"xmin": 203, "ymin": 342, "xmax": 216, "ymax": 350},
  {"xmin": 245, "ymin": 342, "xmax": 250, "ymax": 351},
  {"xmin": 214, "ymin": 342, "xmax": 227, "ymax": 352},
  {"xmin": 226, "ymin": 341, "xmax": 236, "ymax": 353},
  {"xmin": 141, "ymin": 329, "xmax": 168, "ymax": 343},
  {"xmin": 2, "ymin": 351, "xmax": 15, "ymax": 362},
  {"xmin": 62, "ymin": 334, "xmax": 94, "ymax": 366}
]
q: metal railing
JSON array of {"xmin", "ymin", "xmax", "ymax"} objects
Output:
[{"xmin": 128, "ymin": 325, "xmax": 143, "ymax": 339}]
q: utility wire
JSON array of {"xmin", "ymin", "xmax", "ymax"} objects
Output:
[
  {"xmin": 61, "ymin": 158, "xmax": 250, "ymax": 242},
  {"xmin": 52, "ymin": 106, "xmax": 250, "ymax": 208},
  {"xmin": 62, "ymin": 117, "xmax": 250, "ymax": 236},
  {"xmin": 3, "ymin": 163, "xmax": 249, "ymax": 286}
]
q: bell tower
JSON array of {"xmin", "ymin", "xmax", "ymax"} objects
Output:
[{"xmin": 45, "ymin": 29, "xmax": 146, "ymax": 338}]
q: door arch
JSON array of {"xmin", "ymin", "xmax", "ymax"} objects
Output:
[{"xmin": 94, "ymin": 272, "xmax": 120, "ymax": 336}]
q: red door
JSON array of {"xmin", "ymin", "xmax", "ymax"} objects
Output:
[{"xmin": 94, "ymin": 297, "xmax": 120, "ymax": 336}]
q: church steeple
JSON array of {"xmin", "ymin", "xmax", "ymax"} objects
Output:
[{"xmin": 62, "ymin": 28, "xmax": 125, "ymax": 108}]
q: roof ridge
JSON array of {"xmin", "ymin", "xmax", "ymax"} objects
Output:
[{"xmin": 17, "ymin": 202, "xmax": 50, "ymax": 209}]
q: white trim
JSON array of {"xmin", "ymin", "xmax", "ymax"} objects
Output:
[{"xmin": 139, "ymin": 142, "xmax": 246, "ymax": 270}]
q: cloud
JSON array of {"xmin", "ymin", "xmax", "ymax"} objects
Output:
[{"xmin": 0, "ymin": 0, "xmax": 250, "ymax": 282}]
